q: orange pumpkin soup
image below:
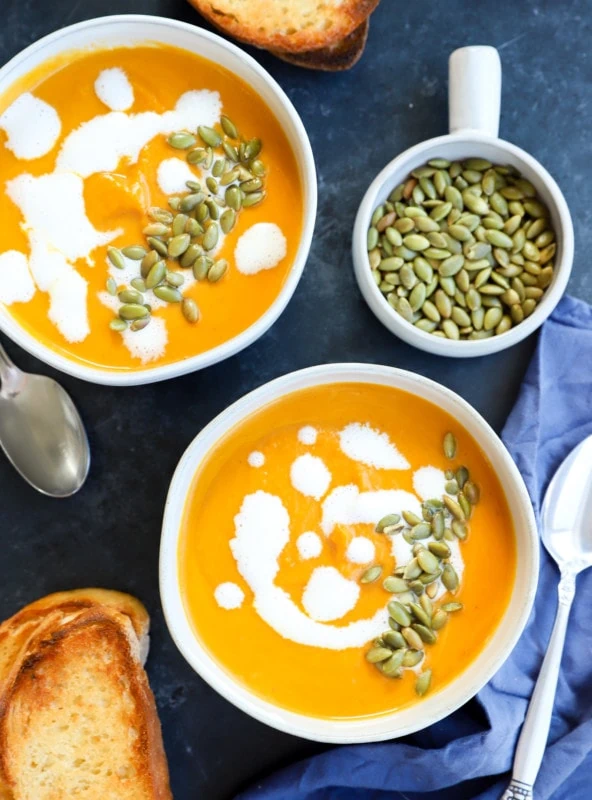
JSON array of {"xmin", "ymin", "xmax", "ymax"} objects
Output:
[
  {"xmin": 0, "ymin": 44, "xmax": 302, "ymax": 371},
  {"xmin": 179, "ymin": 383, "xmax": 516, "ymax": 718}
]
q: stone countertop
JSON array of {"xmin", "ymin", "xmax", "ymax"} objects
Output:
[{"xmin": 1, "ymin": 1, "xmax": 590, "ymax": 797}]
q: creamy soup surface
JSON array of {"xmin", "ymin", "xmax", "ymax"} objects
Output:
[
  {"xmin": 0, "ymin": 44, "xmax": 302, "ymax": 371},
  {"xmin": 180, "ymin": 383, "xmax": 516, "ymax": 719}
]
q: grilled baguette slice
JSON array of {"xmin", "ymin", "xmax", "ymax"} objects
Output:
[
  {"xmin": 0, "ymin": 588, "xmax": 150, "ymax": 697},
  {"xmin": 0, "ymin": 606, "xmax": 171, "ymax": 800},
  {"xmin": 271, "ymin": 18, "xmax": 369, "ymax": 71},
  {"xmin": 191, "ymin": 0, "xmax": 380, "ymax": 53}
]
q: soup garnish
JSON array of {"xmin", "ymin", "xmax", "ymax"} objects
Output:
[{"xmin": 362, "ymin": 435, "xmax": 480, "ymax": 695}]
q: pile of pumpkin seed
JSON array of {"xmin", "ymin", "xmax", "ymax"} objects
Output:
[
  {"xmin": 106, "ymin": 116, "xmax": 266, "ymax": 333},
  {"xmin": 361, "ymin": 432, "xmax": 479, "ymax": 696},
  {"xmin": 367, "ymin": 159, "xmax": 556, "ymax": 340}
]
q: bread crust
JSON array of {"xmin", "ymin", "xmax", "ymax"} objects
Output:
[
  {"xmin": 0, "ymin": 588, "xmax": 150, "ymax": 642},
  {"xmin": 271, "ymin": 18, "xmax": 369, "ymax": 71},
  {"xmin": 0, "ymin": 607, "xmax": 171, "ymax": 800},
  {"xmin": 191, "ymin": 0, "xmax": 380, "ymax": 53}
]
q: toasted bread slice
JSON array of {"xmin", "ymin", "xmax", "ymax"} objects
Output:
[
  {"xmin": 0, "ymin": 588, "xmax": 150, "ymax": 697},
  {"xmin": 191, "ymin": 0, "xmax": 380, "ymax": 53},
  {"xmin": 271, "ymin": 18, "xmax": 369, "ymax": 71},
  {"xmin": 0, "ymin": 606, "xmax": 171, "ymax": 800}
]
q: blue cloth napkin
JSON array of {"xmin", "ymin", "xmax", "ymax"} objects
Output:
[{"xmin": 238, "ymin": 296, "xmax": 592, "ymax": 800}]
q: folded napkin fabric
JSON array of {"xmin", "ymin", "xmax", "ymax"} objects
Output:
[{"xmin": 238, "ymin": 295, "xmax": 592, "ymax": 800}]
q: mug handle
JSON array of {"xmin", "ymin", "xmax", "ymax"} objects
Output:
[{"xmin": 448, "ymin": 45, "xmax": 501, "ymax": 138}]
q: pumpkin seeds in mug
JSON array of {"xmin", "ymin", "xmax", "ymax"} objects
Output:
[{"xmin": 367, "ymin": 158, "xmax": 557, "ymax": 339}]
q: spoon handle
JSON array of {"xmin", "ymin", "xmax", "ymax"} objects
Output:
[
  {"xmin": 502, "ymin": 572, "xmax": 576, "ymax": 799},
  {"xmin": 0, "ymin": 341, "xmax": 21, "ymax": 390}
]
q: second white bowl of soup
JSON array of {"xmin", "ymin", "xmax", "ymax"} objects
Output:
[{"xmin": 160, "ymin": 363, "xmax": 538, "ymax": 742}]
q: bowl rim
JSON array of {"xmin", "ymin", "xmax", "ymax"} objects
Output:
[
  {"xmin": 0, "ymin": 14, "xmax": 317, "ymax": 385},
  {"xmin": 159, "ymin": 362, "xmax": 539, "ymax": 742},
  {"xmin": 352, "ymin": 131, "xmax": 574, "ymax": 358}
]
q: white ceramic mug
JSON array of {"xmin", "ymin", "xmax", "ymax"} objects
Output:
[{"xmin": 353, "ymin": 46, "xmax": 574, "ymax": 358}]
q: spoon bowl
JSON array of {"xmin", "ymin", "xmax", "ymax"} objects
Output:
[
  {"xmin": 541, "ymin": 435, "xmax": 592, "ymax": 569},
  {"xmin": 0, "ymin": 344, "xmax": 90, "ymax": 497}
]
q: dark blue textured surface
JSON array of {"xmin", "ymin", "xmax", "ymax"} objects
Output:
[{"xmin": 1, "ymin": 2, "xmax": 591, "ymax": 797}]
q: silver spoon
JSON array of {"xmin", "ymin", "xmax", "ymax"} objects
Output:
[
  {"xmin": 503, "ymin": 434, "xmax": 592, "ymax": 799},
  {"xmin": 0, "ymin": 341, "xmax": 90, "ymax": 497}
]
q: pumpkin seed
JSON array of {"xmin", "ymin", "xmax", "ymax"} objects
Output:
[
  {"xmin": 417, "ymin": 549, "xmax": 439, "ymax": 574},
  {"xmin": 456, "ymin": 466, "xmax": 469, "ymax": 488},
  {"xmin": 107, "ymin": 246, "xmax": 125, "ymax": 270},
  {"xmin": 147, "ymin": 237, "xmax": 168, "ymax": 257},
  {"xmin": 168, "ymin": 131, "xmax": 196, "ymax": 149},
  {"xmin": 118, "ymin": 289, "xmax": 143, "ymax": 304},
  {"xmin": 409, "ymin": 602, "xmax": 432, "ymax": 628},
  {"xmin": 383, "ymin": 630, "xmax": 406, "ymax": 649},
  {"xmin": 131, "ymin": 278, "xmax": 147, "ymax": 293},
  {"xmin": 187, "ymin": 148, "xmax": 206, "ymax": 164},
  {"xmin": 203, "ymin": 224, "xmax": 219, "ymax": 251},
  {"xmin": 388, "ymin": 601, "xmax": 411, "ymax": 627},
  {"xmin": 443, "ymin": 432, "xmax": 457, "ymax": 459},
  {"xmin": 402, "ymin": 511, "xmax": 422, "ymax": 526},
  {"xmin": 463, "ymin": 481, "xmax": 480, "ymax": 504},
  {"xmin": 451, "ymin": 520, "xmax": 467, "ymax": 540},
  {"xmin": 442, "ymin": 563, "xmax": 459, "ymax": 592},
  {"xmin": 208, "ymin": 258, "xmax": 228, "ymax": 282},
  {"xmin": 220, "ymin": 115, "xmax": 239, "ymax": 139},
  {"xmin": 404, "ymin": 558, "xmax": 423, "ymax": 580},
  {"xmin": 168, "ymin": 233, "xmax": 191, "ymax": 258},
  {"xmin": 361, "ymin": 565, "xmax": 382, "ymax": 584},
  {"xmin": 119, "ymin": 303, "xmax": 149, "ymax": 320},
  {"xmin": 443, "ymin": 495, "xmax": 465, "ymax": 520},
  {"xmin": 206, "ymin": 199, "xmax": 220, "ymax": 220},
  {"xmin": 180, "ymin": 244, "xmax": 203, "ymax": 268},
  {"xmin": 412, "ymin": 623, "xmax": 437, "ymax": 644},
  {"xmin": 381, "ymin": 650, "xmax": 406, "ymax": 676},
  {"xmin": 106, "ymin": 277, "xmax": 117, "ymax": 296},
  {"xmin": 242, "ymin": 191, "xmax": 265, "ymax": 207},
  {"xmin": 166, "ymin": 271, "xmax": 185, "ymax": 288},
  {"xmin": 193, "ymin": 256, "xmax": 212, "ymax": 281},
  {"xmin": 149, "ymin": 207, "xmax": 174, "ymax": 224},
  {"xmin": 198, "ymin": 125, "xmax": 221, "ymax": 147},
  {"xmin": 458, "ymin": 492, "xmax": 472, "ymax": 519},
  {"xmin": 180, "ymin": 192, "xmax": 205, "ymax": 213},
  {"xmin": 432, "ymin": 608, "xmax": 450, "ymax": 632},
  {"xmin": 441, "ymin": 601, "xmax": 463, "ymax": 612},
  {"xmin": 366, "ymin": 647, "xmax": 393, "ymax": 663},
  {"xmin": 153, "ymin": 286, "xmax": 182, "ymax": 303},
  {"xmin": 376, "ymin": 513, "xmax": 401, "ymax": 532},
  {"xmin": 109, "ymin": 318, "xmax": 127, "ymax": 331},
  {"xmin": 244, "ymin": 138, "xmax": 262, "ymax": 160},
  {"xmin": 130, "ymin": 317, "xmax": 151, "ymax": 332},
  {"xmin": 431, "ymin": 511, "xmax": 445, "ymax": 538},
  {"xmin": 383, "ymin": 577, "xmax": 409, "ymax": 594},
  {"xmin": 411, "ymin": 523, "xmax": 431, "ymax": 540},
  {"xmin": 428, "ymin": 541, "xmax": 451, "ymax": 559},
  {"xmin": 403, "ymin": 649, "xmax": 424, "ymax": 668},
  {"xmin": 402, "ymin": 627, "xmax": 423, "ymax": 649},
  {"xmin": 121, "ymin": 245, "xmax": 147, "ymax": 260},
  {"xmin": 181, "ymin": 297, "xmax": 200, "ymax": 323},
  {"xmin": 220, "ymin": 208, "xmax": 236, "ymax": 234}
]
